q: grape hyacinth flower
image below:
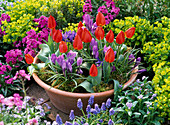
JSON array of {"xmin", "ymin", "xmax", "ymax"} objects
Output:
[
  {"xmin": 88, "ymin": 95, "xmax": 94, "ymax": 106},
  {"xmin": 69, "ymin": 110, "xmax": 74, "ymax": 120},
  {"xmin": 109, "ymin": 108, "xmax": 115, "ymax": 116},
  {"xmin": 106, "ymin": 98, "xmax": 111, "ymax": 108},
  {"xmin": 94, "ymin": 104, "xmax": 100, "ymax": 113},
  {"xmin": 77, "ymin": 99, "xmax": 83, "ymax": 109},
  {"xmin": 56, "ymin": 114, "xmax": 63, "ymax": 125},
  {"xmin": 65, "ymin": 121, "xmax": 72, "ymax": 125},
  {"xmin": 86, "ymin": 105, "xmax": 91, "ymax": 113},
  {"xmin": 108, "ymin": 119, "xmax": 114, "ymax": 125},
  {"xmin": 101, "ymin": 102, "xmax": 106, "ymax": 111},
  {"xmin": 90, "ymin": 108, "xmax": 97, "ymax": 115}
]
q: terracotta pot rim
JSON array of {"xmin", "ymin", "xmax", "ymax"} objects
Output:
[{"xmin": 32, "ymin": 70, "xmax": 138, "ymax": 98}]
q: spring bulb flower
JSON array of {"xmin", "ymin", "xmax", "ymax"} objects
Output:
[
  {"xmin": 25, "ymin": 54, "xmax": 34, "ymax": 64},
  {"xmin": 73, "ymin": 35, "xmax": 83, "ymax": 50},
  {"xmin": 116, "ymin": 31, "xmax": 125, "ymax": 44},
  {"xmin": 89, "ymin": 64, "xmax": 98, "ymax": 77},
  {"xmin": 95, "ymin": 27, "xmax": 105, "ymax": 40},
  {"xmin": 125, "ymin": 27, "xmax": 135, "ymax": 38},
  {"xmin": 106, "ymin": 30, "xmax": 114, "ymax": 43},
  {"xmin": 105, "ymin": 48, "xmax": 115, "ymax": 63},
  {"xmin": 53, "ymin": 29, "xmax": 62, "ymax": 43},
  {"xmin": 48, "ymin": 15, "xmax": 56, "ymax": 29},
  {"xmin": 59, "ymin": 41, "xmax": 68, "ymax": 53},
  {"xmin": 96, "ymin": 12, "xmax": 106, "ymax": 27}
]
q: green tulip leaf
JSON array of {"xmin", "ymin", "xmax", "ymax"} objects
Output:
[
  {"xmin": 76, "ymin": 80, "xmax": 94, "ymax": 93},
  {"xmin": 38, "ymin": 44, "xmax": 51, "ymax": 62},
  {"xmin": 103, "ymin": 61, "xmax": 111, "ymax": 83}
]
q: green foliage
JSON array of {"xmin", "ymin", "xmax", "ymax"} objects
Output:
[{"xmin": 115, "ymin": 0, "xmax": 170, "ymax": 23}]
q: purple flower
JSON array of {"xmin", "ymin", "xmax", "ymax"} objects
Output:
[
  {"xmin": 77, "ymin": 57, "xmax": 83, "ymax": 66},
  {"xmin": 103, "ymin": 45, "xmax": 111, "ymax": 53},
  {"xmin": 77, "ymin": 99, "xmax": 83, "ymax": 109},
  {"xmin": 151, "ymin": 94, "xmax": 157, "ymax": 100},
  {"xmin": 126, "ymin": 102, "xmax": 133, "ymax": 109},
  {"xmin": 108, "ymin": 119, "xmax": 114, "ymax": 125},
  {"xmin": 51, "ymin": 54, "xmax": 57, "ymax": 64},
  {"xmin": 136, "ymin": 79, "xmax": 140, "ymax": 83},
  {"xmin": 83, "ymin": 14, "xmax": 93, "ymax": 31},
  {"xmin": 86, "ymin": 105, "xmax": 91, "ymax": 113},
  {"xmin": 69, "ymin": 110, "xmax": 74, "ymax": 120},
  {"xmin": 90, "ymin": 108, "xmax": 97, "ymax": 115},
  {"xmin": 74, "ymin": 122, "xmax": 80, "ymax": 125},
  {"xmin": 99, "ymin": 119, "xmax": 103, "ymax": 123},
  {"xmin": 65, "ymin": 121, "xmax": 73, "ymax": 125},
  {"xmin": 137, "ymin": 95, "xmax": 143, "ymax": 99},
  {"xmin": 56, "ymin": 114, "xmax": 63, "ymax": 125},
  {"xmin": 94, "ymin": 104, "xmax": 100, "ymax": 113},
  {"xmin": 88, "ymin": 95, "xmax": 94, "ymax": 105},
  {"xmin": 109, "ymin": 108, "xmax": 115, "ymax": 116},
  {"xmin": 66, "ymin": 61, "xmax": 72, "ymax": 72},
  {"xmin": 77, "ymin": 68, "xmax": 83, "ymax": 74},
  {"xmin": 128, "ymin": 54, "xmax": 135, "ymax": 63},
  {"xmin": 137, "ymin": 69, "xmax": 147, "ymax": 73},
  {"xmin": 106, "ymin": 98, "xmax": 111, "ymax": 108},
  {"xmin": 90, "ymin": 38, "xmax": 98, "ymax": 50},
  {"xmin": 62, "ymin": 60, "xmax": 67, "ymax": 71},
  {"xmin": 101, "ymin": 102, "xmax": 106, "ymax": 111},
  {"xmin": 87, "ymin": 113, "xmax": 91, "ymax": 118},
  {"xmin": 67, "ymin": 50, "xmax": 77, "ymax": 64},
  {"xmin": 56, "ymin": 55, "xmax": 64, "ymax": 66}
]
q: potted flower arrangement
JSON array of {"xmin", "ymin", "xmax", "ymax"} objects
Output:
[{"xmin": 27, "ymin": 12, "xmax": 144, "ymax": 115}]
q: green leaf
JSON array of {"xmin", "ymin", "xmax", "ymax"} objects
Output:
[
  {"xmin": 47, "ymin": 35, "xmax": 55, "ymax": 53},
  {"xmin": 117, "ymin": 54, "xmax": 124, "ymax": 62},
  {"xmin": 77, "ymin": 80, "xmax": 94, "ymax": 93},
  {"xmin": 128, "ymin": 111, "xmax": 132, "ymax": 116},
  {"xmin": 132, "ymin": 101, "xmax": 138, "ymax": 107},
  {"xmin": 114, "ymin": 79, "xmax": 120, "ymax": 100},
  {"xmin": 151, "ymin": 120, "xmax": 161, "ymax": 125},
  {"xmin": 103, "ymin": 61, "xmax": 111, "ymax": 82},
  {"xmin": 133, "ymin": 112, "xmax": 141, "ymax": 118},
  {"xmin": 38, "ymin": 44, "xmax": 51, "ymax": 62}
]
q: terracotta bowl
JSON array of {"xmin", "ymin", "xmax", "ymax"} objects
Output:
[{"xmin": 32, "ymin": 55, "xmax": 138, "ymax": 115}]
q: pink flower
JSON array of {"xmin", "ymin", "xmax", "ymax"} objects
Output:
[{"xmin": 0, "ymin": 121, "xmax": 4, "ymax": 125}]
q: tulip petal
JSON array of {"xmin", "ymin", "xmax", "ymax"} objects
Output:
[
  {"xmin": 82, "ymin": 28, "xmax": 92, "ymax": 43},
  {"xmin": 116, "ymin": 31, "xmax": 125, "ymax": 44},
  {"xmin": 106, "ymin": 30, "xmax": 114, "ymax": 43},
  {"xmin": 53, "ymin": 30, "xmax": 62, "ymax": 43},
  {"xmin": 95, "ymin": 27, "xmax": 105, "ymax": 40},
  {"xmin": 89, "ymin": 64, "xmax": 98, "ymax": 77},
  {"xmin": 25, "ymin": 54, "xmax": 34, "ymax": 64},
  {"xmin": 59, "ymin": 41, "xmax": 68, "ymax": 53},
  {"xmin": 105, "ymin": 48, "xmax": 115, "ymax": 63},
  {"xmin": 48, "ymin": 15, "xmax": 56, "ymax": 29},
  {"xmin": 73, "ymin": 35, "xmax": 83, "ymax": 50},
  {"xmin": 125, "ymin": 27, "xmax": 135, "ymax": 38},
  {"xmin": 96, "ymin": 12, "xmax": 106, "ymax": 27}
]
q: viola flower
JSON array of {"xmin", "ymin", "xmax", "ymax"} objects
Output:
[
  {"xmin": 53, "ymin": 29, "xmax": 62, "ymax": 43},
  {"xmin": 82, "ymin": 28, "xmax": 92, "ymax": 43},
  {"xmin": 116, "ymin": 31, "xmax": 125, "ymax": 44},
  {"xmin": 106, "ymin": 30, "xmax": 114, "ymax": 43},
  {"xmin": 73, "ymin": 35, "xmax": 83, "ymax": 50},
  {"xmin": 25, "ymin": 54, "xmax": 34, "ymax": 64},
  {"xmin": 48, "ymin": 15, "xmax": 56, "ymax": 29},
  {"xmin": 95, "ymin": 27, "xmax": 105, "ymax": 40},
  {"xmin": 96, "ymin": 12, "xmax": 106, "ymax": 27},
  {"xmin": 125, "ymin": 27, "xmax": 135, "ymax": 38},
  {"xmin": 89, "ymin": 64, "xmax": 98, "ymax": 77},
  {"xmin": 105, "ymin": 48, "xmax": 115, "ymax": 63},
  {"xmin": 59, "ymin": 41, "xmax": 68, "ymax": 53}
]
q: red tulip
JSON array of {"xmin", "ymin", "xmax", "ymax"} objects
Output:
[
  {"xmin": 53, "ymin": 29, "xmax": 62, "ymax": 43},
  {"xmin": 48, "ymin": 15, "xmax": 56, "ymax": 29},
  {"xmin": 50, "ymin": 28, "xmax": 56, "ymax": 36},
  {"xmin": 105, "ymin": 48, "xmax": 115, "ymax": 63},
  {"xmin": 78, "ymin": 21, "xmax": 83, "ymax": 28},
  {"xmin": 81, "ymin": 28, "xmax": 92, "ymax": 43},
  {"xmin": 116, "ymin": 31, "xmax": 125, "ymax": 44},
  {"xmin": 95, "ymin": 27, "xmax": 105, "ymax": 40},
  {"xmin": 106, "ymin": 30, "xmax": 114, "ymax": 43},
  {"xmin": 73, "ymin": 35, "xmax": 83, "ymax": 50},
  {"xmin": 96, "ymin": 12, "xmax": 106, "ymax": 27},
  {"xmin": 59, "ymin": 41, "xmax": 68, "ymax": 53},
  {"xmin": 77, "ymin": 27, "xmax": 83, "ymax": 40},
  {"xmin": 89, "ymin": 64, "xmax": 98, "ymax": 77},
  {"xmin": 125, "ymin": 27, "xmax": 135, "ymax": 38},
  {"xmin": 25, "ymin": 54, "xmax": 34, "ymax": 64}
]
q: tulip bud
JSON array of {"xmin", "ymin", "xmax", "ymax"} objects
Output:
[
  {"xmin": 78, "ymin": 21, "xmax": 83, "ymax": 28},
  {"xmin": 125, "ymin": 27, "xmax": 135, "ymax": 38},
  {"xmin": 95, "ymin": 27, "xmax": 105, "ymax": 40},
  {"xmin": 106, "ymin": 30, "xmax": 114, "ymax": 43},
  {"xmin": 89, "ymin": 64, "xmax": 98, "ymax": 77},
  {"xmin": 48, "ymin": 15, "xmax": 56, "ymax": 29},
  {"xmin": 116, "ymin": 31, "xmax": 125, "ymax": 44},
  {"xmin": 105, "ymin": 48, "xmax": 115, "ymax": 63},
  {"xmin": 96, "ymin": 12, "xmax": 106, "ymax": 27},
  {"xmin": 82, "ymin": 28, "xmax": 92, "ymax": 43},
  {"xmin": 73, "ymin": 35, "xmax": 83, "ymax": 50},
  {"xmin": 59, "ymin": 41, "xmax": 68, "ymax": 53},
  {"xmin": 25, "ymin": 54, "xmax": 34, "ymax": 64},
  {"xmin": 53, "ymin": 29, "xmax": 62, "ymax": 43}
]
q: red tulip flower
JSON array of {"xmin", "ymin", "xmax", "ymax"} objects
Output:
[
  {"xmin": 53, "ymin": 29, "xmax": 62, "ymax": 43},
  {"xmin": 77, "ymin": 27, "xmax": 83, "ymax": 40},
  {"xmin": 125, "ymin": 27, "xmax": 135, "ymax": 38},
  {"xmin": 81, "ymin": 28, "xmax": 92, "ymax": 43},
  {"xmin": 106, "ymin": 30, "xmax": 114, "ymax": 43},
  {"xmin": 73, "ymin": 35, "xmax": 83, "ymax": 50},
  {"xmin": 48, "ymin": 15, "xmax": 56, "ymax": 29},
  {"xmin": 25, "ymin": 54, "xmax": 34, "ymax": 64},
  {"xmin": 95, "ymin": 27, "xmax": 105, "ymax": 40},
  {"xmin": 96, "ymin": 12, "xmax": 106, "ymax": 27},
  {"xmin": 59, "ymin": 41, "xmax": 68, "ymax": 53},
  {"xmin": 105, "ymin": 48, "xmax": 115, "ymax": 63},
  {"xmin": 116, "ymin": 31, "xmax": 125, "ymax": 44},
  {"xmin": 89, "ymin": 64, "xmax": 98, "ymax": 77},
  {"xmin": 78, "ymin": 21, "xmax": 83, "ymax": 28}
]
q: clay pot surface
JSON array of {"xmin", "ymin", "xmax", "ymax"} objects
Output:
[{"xmin": 33, "ymin": 55, "xmax": 138, "ymax": 115}]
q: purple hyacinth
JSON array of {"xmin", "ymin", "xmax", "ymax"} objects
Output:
[
  {"xmin": 126, "ymin": 102, "xmax": 133, "ymax": 110},
  {"xmin": 108, "ymin": 119, "xmax": 114, "ymax": 125},
  {"xmin": 94, "ymin": 104, "xmax": 100, "ymax": 113},
  {"xmin": 88, "ymin": 95, "xmax": 94, "ymax": 106},
  {"xmin": 109, "ymin": 108, "xmax": 115, "ymax": 116},
  {"xmin": 90, "ymin": 108, "xmax": 97, "ymax": 115},
  {"xmin": 101, "ymin": 102, "xmax": 106, "ymax": 111},
  {"xmin": 77, "ymin": 57, "xmax": 83, "ymax": 66},
  {"xmin": 51, "ymin": 54, "xmax": 57, "ymax": 64},
  {"xmin": 86, "ymin": 105, "xmax": 91, "ymax": 113},
  {"xmin": 56, "ymin": 114, "xmax": 63, "ymax": 125},
  {"xmin": 77, "ymin": 99, "xmax": 83, "ymax": 109},
  {"xmin": 106, "ymin": 98, "xmax": 111, "ymax": 108},
  {"xmin": 65, "ymin": 121, "xmax": 73, "ymax": 125},
  {"xmin": 69, "ymin": 110, "xmax": 74, "ymax": 120}
]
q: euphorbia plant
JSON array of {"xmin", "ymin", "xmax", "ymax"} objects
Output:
[{"xmin": 28, "ymin": 13, "xmax": 145, "ymax": 93}]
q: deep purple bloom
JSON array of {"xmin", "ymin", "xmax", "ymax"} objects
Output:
[
  {"xmin": 65, "ymin": 121, "xmax": 73, "ymax": 125},
  {"xmin": 88, "ymin": 95, "xmax": 94, "ymax": 105},
  {"xmin": 87, "ymin": 113, "xmax": 91, "ymax": 118},
  {"xmin": 77, "ymin": 68, "xmax": 83, "ymax": 74},
  {"xmin": 67, "ymin": 50, "xmax": 77, "ymax": 64},
  {"xmin": 106, "ymin": 98, "xmax": 111, "ymax": 108},
  {"xmin": 90, "ymin": 108, "xmax": 97, "ymax": 115},
  {"xmin": 101, "ymin": 102, "xmax": 106, "ymax": 111},
  {"xmin": 99, "ymin": 119, "xmax": 103, "ymax": 123},
  {"xmin": 74, "ymin": 122, "xmax": 80, "ymax": 125},
  {"xmin": 62, "ymin": 60, "xmax": 67, "ymax": 71},
  {"xmin": 108, "ymin": 119, "xmax": 114, "ymax": 125},
  {"xmin": 77, "ymin": 99, "xmax": 83, "ymax": 109},
  {"xmin": 69, "ymin": 110, "xmax": 74, "ymax": 120},
  {"xmin": 90, "ymin": 38, "xmax": 98, "ymax": 50},
  {"xmin": 128, "ymin": 54, "xmax": 135, "ymax": 63},
  {"xmin": 83, "ymin": 14, "xmax": 93, "ymax": 31},
  {"xmin": 56, "ymin": 114, "xmax": 63, "ymax": 125},
  {"xmin": 103, "ymin": 45, "xmax": 111, "ymax": 53},
  {"xmin": 94, "ymin": 104, "xmax": 100, "ymax": 113},
  {"xmin": 126, "ymin": 102, "xmax": 133, "ymax": 109},
  {"xmin": 51, "ymin": 54, "xmax": 57, "ymax": 64},
  {"xmin": 77, "ymin": 57, "xmax": 83, "ymax": 66},
  {"xmin": 66, "ymin": 61, "xmax": 72, "ymax": 72},
  {"xmin": 109, "ymin": 108, "xmax": 115, "ymax": 116},
  {"xmin": 56, "ymin": 55, "xmax": 64, "ymax": 66},
  {"xmin": 86, "ymin": 105, "xmax": 91, "ymax": 113},
  {"xmin": 137, "ymin": 69, "xmax": 147, "ymax": 73}
]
